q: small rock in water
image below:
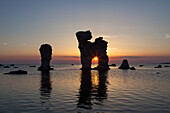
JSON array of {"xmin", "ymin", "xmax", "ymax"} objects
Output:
[
  {"xmin": 3, "ymin": 66, "xmax": 10, "ymax": 68},
  {"xmin": 0, "ymin": 64, "xmax": 4, "ymax": 66},
  {"xmin": 164, "ymin": 65, "xmax": 170, "ymax": 67},
  {"xmin": 154, "ymin": 65, "xmax": 162, "ymax": 68},
  {"xmin": 139, "ymin": 65, "xmax": 144, "ymax": 67},
  {"xmin": 130, "ymin": 67, "xmax": 136, "ymax": 70},
  {"xmin": 10, "ymin": 64, "xmax": 14, "ymax": 66},
  {"xmin": 29, "ymin": 65, "xmax": 36, "ymax": 67},
  {"xmin": 4, "ymin": 70, "xmax": 27, "ymax": 74},
  {"xmin": 118, "ymin": 59, "xmax": 130, "ymax": 69},
  {"xmin": 109, "ymin": 64, "xmax": 116, "ymax": 67}
]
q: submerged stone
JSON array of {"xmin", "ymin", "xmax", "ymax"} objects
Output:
[
  {"xmin": 4, "ymin": 70, "xmax": 27, "ymax": 74},
  {"xmin": 130, "ymin": 67, "xmax": 136, "ymax": 70},
  {"xmin": 3, "ymin": 66, "xmax": 10, "ymax": 68}
]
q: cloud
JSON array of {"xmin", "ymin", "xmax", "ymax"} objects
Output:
[
  {"xmin": 95, "ymin": 35, "xmax": 129, "ymax": 39},
  {"xmin": 0, "ymin": 42, "xmax": 8, "ymax": 45},
  {"xmin": 53, "ymin": 56, "xmax": 80, "ymax": 59},
  {"xmin": 20, "ymin": 43, "xmax": 27, "ymax": 46},
  {"xmin": 118, "ymin": 56, "xmax": 143, "ymax": 59},
  {"xmin": 165, "ymin": 34, "xmax": 170, "ymax": 39}
]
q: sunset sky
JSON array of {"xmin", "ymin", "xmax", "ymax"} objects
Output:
[{"xmin": 0, "ymin": 0, "xmax": 170, "ymax": 64}]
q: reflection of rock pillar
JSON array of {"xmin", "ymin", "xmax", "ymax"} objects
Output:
[
  {"xmin": 77, "ymin": 70, "xmax": 92, "ymax": 109},
  {"xmin": 97, "ymin": 71, "xmax": 108, "ymax": 100},
  {"xmin": 40, "ymin": 71, "xmax": 52, "ymax": 109},
  {"xmin": 38, "ymin": 44, "xmax": 52, "ymax": 71},
  {"xmin": 95, "ymin": 37, "xmax": 110, "ymax": 70},
  {"xmin": 76, "ymin": 31, "xmax": 93, "ymax": 70}
]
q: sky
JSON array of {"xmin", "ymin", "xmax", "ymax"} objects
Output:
[{"xmin": 0, "ymin": 0, "xmax": 170, "ymax": 64}]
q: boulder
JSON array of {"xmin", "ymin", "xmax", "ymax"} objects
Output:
[
  {"xmin": 4, "ymin": 70, "xmax": 27, "ymax": 74},
  {"xmin": 118, "ymin": 59, "xmax": 130, "ymax": 69}
]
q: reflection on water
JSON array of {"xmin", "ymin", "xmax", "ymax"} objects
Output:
[
  {"xmin": 40, "ymin": 71, "xmax": 52, "ymax": 109},
  {"xmin": 0, "ymin": 64, "xmax": 170, "ymax": 112},
  {"xmin": 77, "ymin": 70, "xmax": 108, "ymax": 110}
]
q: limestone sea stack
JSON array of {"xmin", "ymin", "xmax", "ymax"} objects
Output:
[
  {"xmin": 76, "ymin": 30, "xmax": 110, "ymax": 70},
  {"xmin": 94, "ymin": 37, "xmax": 110, "ymax": 70},
  {"xmin": 38, "ymin": 44, "xmax": 53, "ymax": 71},
  {"xmin": 76, "ymin": 30, "xmax": 93, "ymax": 70},
  {"xmin": 118, "ymin": 59, "xmax": 130, "ymax": 69}
]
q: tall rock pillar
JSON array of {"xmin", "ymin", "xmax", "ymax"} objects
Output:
[{"xmin": 38, "ymin": 44, "xmax": 53, "ymax": 71}]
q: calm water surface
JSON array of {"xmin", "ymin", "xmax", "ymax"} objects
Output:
[{"xmin": 0, "ymin": 64, "xmax": 170, "ymax": 113}]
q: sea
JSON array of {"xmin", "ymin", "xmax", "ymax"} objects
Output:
[{"xmin": 0, "ymin": 63, "xmax": 170, "ymax": 113}]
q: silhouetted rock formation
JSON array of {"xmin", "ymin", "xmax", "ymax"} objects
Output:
[
  {"xmin": 76, "ymin": 30, "xmax": 110, "ymax": 70},
  {"xmin": 38, "ymin": 44, "xmax": 53, "ymax": 71},
  {"xmin": 4, "ymin": 70, "xmax": 27, "ymax": 74},
  {"xmin": 94, "ymin": 37, "xmax": 110, "ymax": 70},
  {"xmin": 76, "ymin": 31, "xmax": 93, "ymax": 70},
  {"xmin": 0, "ymin": 64, "xmax": 3, "ymax": 67},
  {"xmin": 118, "ymin": 59, "xmax": 130, "ymax": 69},
  {"xmin": 164, "ymin": 65, "xmax": 170, "ymax": 67},
  {"xmin": 154, "ymin": 65, "xmax": 162, "ymax": 68}
]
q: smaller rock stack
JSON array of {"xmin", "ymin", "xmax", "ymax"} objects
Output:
[{"xmin": 118, "ymin": 59, "xmax": 130, "ymax": 69}]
